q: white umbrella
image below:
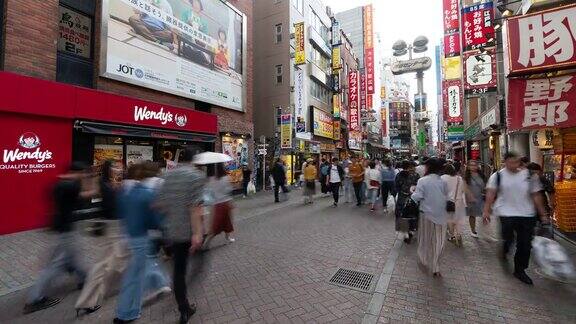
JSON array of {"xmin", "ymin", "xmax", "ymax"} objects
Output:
[{"xmin": 193, "ymin": 152, "xmax": 233, "ymax": 165}]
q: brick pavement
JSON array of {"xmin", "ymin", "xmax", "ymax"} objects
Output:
[{"xmin": 0, "ymin": 190, "xmax": 575, "ymax": 323}]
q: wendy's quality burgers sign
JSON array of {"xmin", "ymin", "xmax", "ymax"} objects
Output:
[{"xmin": 1, "ymin": 132, "xmax": 56, "ymax": 174}]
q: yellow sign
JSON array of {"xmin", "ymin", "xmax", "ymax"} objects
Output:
[
  {"xmin": 312, "ymin": 108, "xmax": 334, "ymax": 139},
  {"xmin": 332, "ymin": 46, "xmax": 341, "ymax": 72},
  {"xmin": 333, "ymin": 120, "xmax": 341, "ymax": 141},
  {"xmin": 381, "ymin": 86, "xmax": 386, "ymax": 99},
  {"xmin": 294, "ymin": 22, "xmax": 306, "ymax": 65},
  {"xmin": 333, "ymin": 94, "xmax": 340, "ymax": 118},
  {"xmin": 320, "ymin": 143, "xmax": 336, "ymax": 152},
  {"xmin": 443, "ymin": 56, "xmax": 462, "ymax": 80},
  {"xmin": 281, "ymin": 154, "xmax": 294, "ymax": 185},
  {"xmin": 280, "ymin": 114, "xmax": 292, "ymax": 149}
]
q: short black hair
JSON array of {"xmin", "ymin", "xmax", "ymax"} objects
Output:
[
  {"xmin": 332, "ymin": 157, "xmax": 338, "ymax": 163},
  {"xmin": 70, "ymin": 161, "xmax": 89, "ymax": 172},
  {"xmin": 520, "ymin": 156, "xmax": 530, "ymax": 164},
  {"xmin": 424, "ymin": 158, "xmax": 443, "ymax": 175},
  {"xmin": 444, "ymin": 164, "xmax": 457, "ymax": 176},
  {"xmin": 179, "ymin": 148, "xmax": 195, "ymax": 163},
  {"xmin": 526, "ymin": 162, "xmax": 542, "ymax": 172},
  {"xmin": 369, "ymin": 161, "xmax": 376, "ymax": 169},
  {"xmin": 504, "ymin": 151, "xmax": 519, "ymax": 160}
]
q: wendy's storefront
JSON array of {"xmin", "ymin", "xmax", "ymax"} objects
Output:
[{"xmin": 0, "ymin": 72, "xmax": 218, "ymax": 234}]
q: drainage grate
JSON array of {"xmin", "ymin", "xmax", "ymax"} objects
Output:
[{"xmin": 328, "ymin": 268, "xmax": 375, "ymax": 292}]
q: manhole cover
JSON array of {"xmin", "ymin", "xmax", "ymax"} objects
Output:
[{"xmin": 328, "ymin": 268, "xmax": 375, "ymax": 292}]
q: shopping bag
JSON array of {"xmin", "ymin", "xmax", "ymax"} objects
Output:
[
  {"xmin": 247, "ymin": 181, "xmax": 256, "ymax": 195},
  {"xmin": 532, "ymin": 236, "xmax": 576, "ymax": 282}
]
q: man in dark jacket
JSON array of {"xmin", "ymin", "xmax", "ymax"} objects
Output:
[
  {"xmin": 327, "ymin": 158, "xmax": 345, "ymax": 207},
  {"xmin": 271, "ymin": 159, "xmax": 289, "ymax": 202}
]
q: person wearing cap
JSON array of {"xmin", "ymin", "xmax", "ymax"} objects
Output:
[
  {"xmin": 411, "ymin": 158, "xmax": 449, "ymax": 277},
  {"xmin": 24, "ymin": 162, "xmax": 98, "ymax": 314}
]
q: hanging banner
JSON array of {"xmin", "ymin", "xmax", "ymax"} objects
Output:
[
  {"xmin": 332, "ymin": 46, "xmax": 342, "ymax": 72},
  {"xmin": 333, "ymin": 94, "xmax": 341, "ymax": 118},
  {"xmin": 381, "ymin": 108, "xmax": 387, "ymax": 137},
  {"xmin": 348, "ymin": 70, "xmax": 360, "ymax": 131},
  {"xmin": 443, "ymin": 79, "xmax": 464, "ymax": 123},
  {"xmin": 332, "ymin": 20, "xmax": 341, "ymax": 45},
  {"xmin": 444, "ymin": 33, "xmax": 461, "ymax": 58},
  {"xmin": 333, "ymin": 120, "xmax": 341, "ymax": 141},
  {"xmin": 294, "ymin": 68, "xmax": 308, "ymax": 138},
  {"xmin": 360, "ymin": 71, "xmax": 367, "ymax": 111},
  {"xmin": 505, "ymin": 3, "xmax": 576, "ymax": 76},
  {"xmin": 507, "ymin": 73, "xmax": 576, "ymax": 131},
  {"xmin": 443, "ymin": 56, "xmax": 462, "ymax": 80},
  {"xmin": 364, "ymin": 4, "xmax": 375, "ymax": 94},
  {"xmin": 443, "ymin": 0, "xmax": 460, "ymax": 34},
  {"xmin": 461, "ymin": 1, "xmax": 495, "ymax": 51},
  {"xmin": 294, "ymin": 22, "xmax": 306, "ymax": 65},
  {"xmin": 312, "ymin": 108, "xmax": 334, "ymax": 139},
  {"xmin": 348, "ymin": 131, "xmax": 362, "ymax": 151},
  {"xmin": 280, "ymin": 114, "xmax": 292, "ymax": 149},
  {"xmin": 463, "ymin": 48, "xmax": 497, "ymax": 96}
]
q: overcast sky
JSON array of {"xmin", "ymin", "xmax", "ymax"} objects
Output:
[{"xmin": 326, "ymin": 0, "xmax": 444, "ymax": 122}]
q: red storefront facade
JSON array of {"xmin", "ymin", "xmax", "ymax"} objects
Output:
[{"xmin": 0, "ymin": 72, "xmax": 218, "ymax": 234}]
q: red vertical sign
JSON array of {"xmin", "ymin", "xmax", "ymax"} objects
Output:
[
  {"xmin": 360, "ymin": 71, "xmax": 367, "ymax": 111},
  {"xmin": 348, "ymin": 71, "xmax": 360, "ymax": 131},
  {"xmin": 363, "ymin": 5, "xmax": 375, "ymax": 94},
  {"xmin": 443, "ymin": 0, "xmax": 460, "ymax": 33}
]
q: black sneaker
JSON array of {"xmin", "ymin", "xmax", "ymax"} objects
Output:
[
  {"xmin": 23, "ymin": 297, "xmax": 61, "ymax": 314},
  {"xmin": 179, "ymin": 303, "xmax": 197, "ymax": 324},
  {"xmin": 514, "ymin": 271, "xmax": 534, "ymax": 285}
]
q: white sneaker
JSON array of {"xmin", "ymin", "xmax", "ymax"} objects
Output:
[
  {"xmin": 144, "ymin": 286, "xmax": 172, "ymax": 303},
  {"xmin": 226, "ymin": 237, "xmax": 236, "ymax": 243}
]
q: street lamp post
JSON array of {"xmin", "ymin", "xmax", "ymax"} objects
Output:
[{"xmin": 391, "ymin": 36, "xmax": 431, "ymax": 157}]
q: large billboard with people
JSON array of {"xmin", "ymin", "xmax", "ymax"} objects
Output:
[{"xmin": 100, "ymin": 0, "xmax": 245, "ymax": 111}]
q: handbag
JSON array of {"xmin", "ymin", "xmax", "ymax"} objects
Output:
[
  {"xmin": 370, "ymin": 180, "xmax": 380, "ymax": 187},
  {"xmin": 446, "ymin": 177, "xmax": 459, "ymax": 212},
  {"xmin": 401, "ymin": 198, "xmax": 419, "ymax": 220}
]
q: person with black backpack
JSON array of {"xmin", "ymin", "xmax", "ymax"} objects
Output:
[
  {"xmin": 24, "ymin": 162, "xmax": 97, "ymax": 314},
  {"xmin": 319, "ymin": 159, "xmax": 331, "ymax": 195},
  {"xmin": 483, "ymin": 152, "xmax": 550, "ymax": 285}
]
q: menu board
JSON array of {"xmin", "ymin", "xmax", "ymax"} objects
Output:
[{"xmin": 126, "ymin": 145, "xmax": 154, "ymax": 167}]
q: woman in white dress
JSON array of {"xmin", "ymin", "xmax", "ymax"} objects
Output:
[{"xmin": 441, "ymin": 164, "xmax": 467, "ymax": 247}]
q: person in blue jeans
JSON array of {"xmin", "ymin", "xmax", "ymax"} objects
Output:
[
  {"xmin": 380, "ymin": 160, "xmax": 397, "ymax": 208},
  {"xmin": 114, "ymin": 162, "xmax": 170, "ymax": 324}
]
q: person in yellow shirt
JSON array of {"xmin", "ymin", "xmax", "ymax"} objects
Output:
[
  {"xmin": 303, "ymin": 159, "xmax": 317, "ymax": 204},
  {"xmin": 348, "ymin": 157, "xmax": 365, "ymax": 206}
]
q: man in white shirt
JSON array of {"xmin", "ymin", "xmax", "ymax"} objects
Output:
[
  {"xmin": 327, "ymin": 157, "xmax": 344, "ymax": 207},
  {"xmin": 483, "ymin": 152, "xmax": 548, "ymax": 285}
]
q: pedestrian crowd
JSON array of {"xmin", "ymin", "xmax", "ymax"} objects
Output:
[
  {"xmin": 290, "ymin": 152, "xmax": 554, "ymax": 284},
  {"xmin": 23, "ymin": 149, "xmax": 237, "ymax": 324}
]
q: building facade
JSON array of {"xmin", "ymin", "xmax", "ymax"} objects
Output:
[{"xmin": 0, "ymin": 0, "xmax": 253, "ymax": 234}]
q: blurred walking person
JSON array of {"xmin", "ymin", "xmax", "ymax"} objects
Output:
[
  {"xmin": 327, "ymin": 157, "xmax": 344, "ymax": 207},
  {"xmin": 303, "ymin": 159, "xmax": 317, "ymax": 204},
  {"xmin": 483, "ymin": 152, "xmax": 549, "ymax": 285},
  {"xmin": 464, "ymin": 160, "xmax": 485, "ymax": 238},
  {"xmin": 395, "ymin": 161, "xmax": 420, "ymax": 236},
  {"xmin": 366, "ymin": 161, "xmax": 381, "ymax": 212},
  {"xmin": 241, "ymin": 163, "xmax": 252, "ymax": 198},
  {"xmin": 411, "ymin": 158, "xmax": 449, "ymax": 276},
  {"xmin": 203, "ymin": 163, "xmax": 235, "ymax": 249},
  {"xmin": 349, "ymin": 156, "xmax": 365, "ymax": 206},
  {"xmin": 342, "ymin": 157, "xmax": 353, "ymax": 203},
  {"xmin": 320, "ymin": 159, "xmax": 331, "ymax": 195},
  {"xmin": 24, "ymin": 162, "xmax": 97, "ymax": 314},
  {"xmin": 113, "ymin": 162, "xmax": 170, "ymax": 324},
  {"xmin": 442, "ymin": 164, "xmax": 466, "ymax": 247},
  {"xmin": 380, "ymin": 160, "xmax": 396, "ymax": 209},
  {"xmin": 155, "ymin": 150, "xmax": 206, "ymax": 323},
  {"xmin": 75, "ymin": 160, "xmax": 125, "ymax": 316},
  {"xmin": 271, "ymin": 159, "xmax": 289, "ymax": 203}
]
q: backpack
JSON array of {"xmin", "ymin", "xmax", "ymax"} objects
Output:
[{"xmin": 321, "ymin": 164, "xmax": 330, "ymax": 176}]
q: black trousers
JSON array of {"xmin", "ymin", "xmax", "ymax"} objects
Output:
[
  {"xmin": 172, "ymin": 241, "xmax": 191, "ymax": 313},
  {"xmin": 320, "ymin": 176, "xmax": 329, "ymax": 194},
  {"xmin": 274, "ymin": 184, "xmax": 288, "ymax": 202},
  {"xmin": 381, "ymin": 181, "xmax": 396, "ymax": 207},
  {"xmin": 500, "ymin": 216, "xmax": 536, "ymax": 272},
  {"xmin": 242, "ymin": 181, "xmax": 249, "ymax": 196},
  {"xmin": 330, "ymin": 182, "xmax": 341, "ymax": 203},
  {"xmin": 353, "ymin": 182, "xmax": 363, "ymax": 205}
]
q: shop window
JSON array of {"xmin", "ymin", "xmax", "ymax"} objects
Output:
[
  {"xmin": 275, "ymin": 23, "xmax": 282, "ymax": 43},
  {"xmin": 56, "ymin": 0, "xmax": 95, "ymax": 88}
]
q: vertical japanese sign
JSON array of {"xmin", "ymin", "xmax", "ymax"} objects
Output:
[
  {"xmin": 443, "ymin": 79, "xmax": 464, "ymax": 123},
  {"xmin": 294, "ymin": 22, "xmax": 306, "ymax": 65},
  {"xmin": 463, "ymin": 49, "xmax": 497, "ymax": 95},
  {"xmin": 280, "ymin": 114, "xmax": 292, "ymax": 149},
  {"xmin": 461, "ymin": 1, "xmax": 495, "ymax": 52},
  {"xmin": 333, "ymin": 94, "xmax": 340, "ymax": 118},
  {"xmin": 294, "ymin": 68, "xmax": 307, "ymax": 137},
  {"xmin": 332, "ymin": 46, "xmax": 341, "ymax": 72},
  {"xmin": 381, "ymin": 108, "xmax": 387, "ymax": 137},
  {"xmin": 443, "ymin": 33, "xmax": 461, "ymax": 57},
  {"xmin": 505, "ymin": 3, "xmax": 576, "ymax": 76},
  {"xmin": 360, "ymin": 71, "xmax": 367, "ymax": 111},
  {"xmin": 363, "ymin": 5, "xmax": 375, "ymax": 94},
  {"xmin": 507, "ymin": 73, "xmax": 576, "ymax": 130},
  {"xmin": 333, "ymin": 120, "xmax": 341, "ymax": 141},
  {"xmin": 58, "ymin": 6, "xmax": 92, "ymax": 58},
  {"xmin": 348, "ymin": 70, "xmax": 360, "ymax": 131},
  {"xmin": 332, "ymin": 20, "xmax": 341, "ymax": 45},
  {"xmin": 443, "ymin": 0, "xmax": 460, "ymax": 34}
]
